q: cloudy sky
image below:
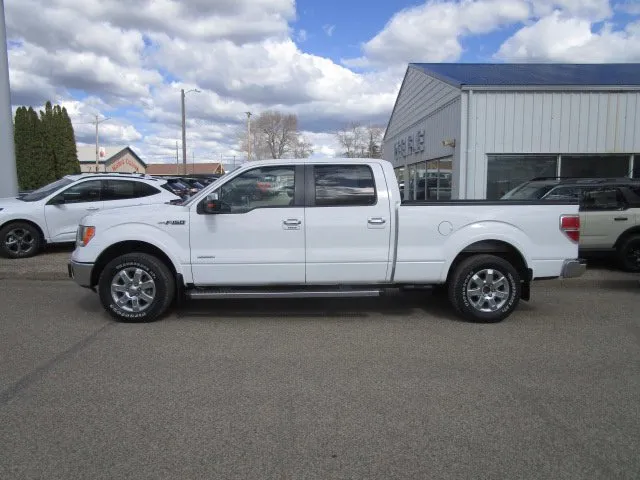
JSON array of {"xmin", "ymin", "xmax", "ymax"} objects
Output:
[{"xmin": 5, "ymin": 0, "xmax": 640, "ymax": 168}]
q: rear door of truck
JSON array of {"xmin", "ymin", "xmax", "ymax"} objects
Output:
[{"xmin": 303, "ymin": 163, "xmax": 392, "ymax": 283}]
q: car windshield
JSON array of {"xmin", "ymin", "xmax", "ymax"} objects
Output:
[
  {"xmin": 20, "ymin": 177, "xmax": 75, "ymax": 202},
  {"xmin": 501, "ymin": 184, "xmax": 555, "ymax": 200}
]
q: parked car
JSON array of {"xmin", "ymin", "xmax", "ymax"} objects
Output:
[
  {"xmin": 0, "ymin": 174, "xmax": 180, "ymax": 258},
  {"xmin": 69, "ymin": 158, "xmax": 585, "ymax": 324},
  {"xmin": 501, "ymin": 177, "xmax": 640, "ymax": 271},
  {"xmin": 159, "ymin": 177, "xmax": 193, "ymax": 199}
]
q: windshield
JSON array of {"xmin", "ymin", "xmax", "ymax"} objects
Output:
[
  {"xmin": 501, "ymin": 184, "xmax": 555, "ymax": 200},
  {"xmin": 20, "ymin": 177, "xmax": 75, "ymax": 202}
]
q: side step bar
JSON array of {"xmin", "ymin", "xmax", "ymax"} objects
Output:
[{"xmin": 186, "ymin": 287, "xmax": 384, "ymax": 300}]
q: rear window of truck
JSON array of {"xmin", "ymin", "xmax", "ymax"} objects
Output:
[{"xmin": 313, "ymin": 165, "xmax": 377, "ymax": 206}]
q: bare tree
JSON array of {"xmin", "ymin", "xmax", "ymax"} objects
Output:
[
  {"xmin": 253, "ymin": 110, "xmax": 299, "ymax": 159},
  {"xmin": 335, "ymin": 122, "xmax": 366, "ymax": 158},
  {"xmin": 335, "ymin": 122, "xmax": 384, "ymax": 158},
  {"xmin": 290, "ymin": 134, "xmax": 314, "ymax": 158}
]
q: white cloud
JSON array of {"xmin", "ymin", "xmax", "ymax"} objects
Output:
[
  {"xmin": 528, "ymin": 0, "xmax": 612, "ymax": 21},
  {"xmin": 345, "ymin": 0, "xmax": 531, "ymax": 67},
  {"xmin": 297, "ymin": 29, "xmax": 308, "ymax": 42},
  {"xmin": 495, "ymin": 12, "xmax": 640, "ymax": 62},
  {"xmin": 616, "ymin": 1, "xmax": 640, "ymax": 15},
  {"xmin": 323, "ymin": 25, "xmax": 336, "ymax": 37}
]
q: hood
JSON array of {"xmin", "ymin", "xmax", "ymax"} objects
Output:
[
  {"xmin": 81, "ymin": 202, "xmax": 188, "ymax": 224},
  {"xmin": 0, "ymin": 196, "xmax": 29, "ymax": 210}
]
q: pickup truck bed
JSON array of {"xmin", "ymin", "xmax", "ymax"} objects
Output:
[{"xmin": 68, "ymin": 158, "xmax": 586, "ymax": 324}]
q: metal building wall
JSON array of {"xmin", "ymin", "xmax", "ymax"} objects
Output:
[
  {"xmin": 464, "ymin": 90, "xmax": 640, "ymax": 198},
  {"xmin": 383, "ymin": 67, "xmax": 461, "ymax": 167}
]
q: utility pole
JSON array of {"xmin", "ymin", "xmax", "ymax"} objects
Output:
[
  {"xmin": 181, "ymin": 88, "xmax": 200, "ymax": 176},
  {"xmin": 192, "ymin": 150, "xmax": 195, "ymax": 175},
  {"xmin": 175, "ymin": 141, "xmax": 179, "ymax": 174},
  {"xmin": 0, "ymin": 0, "xmax": 18, "ymax": 197},
  {"xmin": 245, "ymin": 111, "xmax": 252, "ymax": 161},
  {"xmin": 92, "ymin": 114, "xmax": 110, "ymax": 172}
]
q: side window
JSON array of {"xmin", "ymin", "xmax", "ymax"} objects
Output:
[
  {"xmin": 103, "ymin": 180, "xmax": 160, "ymax": 201},
  {"xmin": 313, "ymin": 165, "xmax": 376, "ymax": 207},
  {"xmin": 582, "ymin": 187, "xmax": 626, "ymax": 211},
  {"xmin": 216, "ymin": 166, "xmax": 296, "ymax": 213},
  {"xmin": 56, "ymin": 180, "xmax": 102, "ymax": 204},
  {"xmin": 544, "ymin": 186, "xmax": 582, "ymax": 201}
]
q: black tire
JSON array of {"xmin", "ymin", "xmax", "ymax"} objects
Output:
[
  {"xmin": 0, "ymin": 221, "xmax": 42, "ymax": 258},
  {"xmin": 98, "ymin": 253, "xmax": 175, "ymax": 323},
  {"xmin": 617, "ymin": 235, "xmax": 640, "ymax": 272},
  {"xmin": 448, "ymin": 254, "xmax": 521, "ymax": 323}
]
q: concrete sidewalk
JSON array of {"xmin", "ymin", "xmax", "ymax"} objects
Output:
[{"xmin": 0, "ymin": 248, "xmax": 637, "ymax": 286}]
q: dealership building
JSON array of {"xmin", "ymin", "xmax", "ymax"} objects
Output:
[{"xmin": 383, "ymin": 63, "xmax": 640, "ymax": 200}]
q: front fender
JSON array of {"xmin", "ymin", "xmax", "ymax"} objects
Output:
[
  {"xmin": 76, "ymin": 223, "xmax": 191, "ymax": 282},
  {"xmin": 439, "ymin": 221, "xmax": 533, "ymax": 282},
  {"xmin": 0, "ymin": 212, "xmax": 49, "ymax": 240}
]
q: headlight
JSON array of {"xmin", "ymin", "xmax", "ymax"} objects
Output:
[{"xmin": 76, "ymin": 225, "xmax": 96, "ymax": 247}]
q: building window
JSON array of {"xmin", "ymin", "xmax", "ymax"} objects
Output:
[
  {"xmin": 487, "ymin": 155, "xmax": 557, "ymax": 200},
  {"xmin": 560, "ymin": 155, "xmax": 630, "ymax": 178},
  {"xmin": 633, "ymin": 156, "xmax": 639, "ymax": 179}
]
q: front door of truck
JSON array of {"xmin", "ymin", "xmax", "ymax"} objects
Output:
[{"xmin": 189, "ymin": 165, "xmax": 306, "ymax": 286}]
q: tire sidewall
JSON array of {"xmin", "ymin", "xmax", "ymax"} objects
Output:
[
  {"xmin": 99, "ymin": 257, "xmax": 166, "ymax": 322},
  {"xmin": 457, "ymin": 259, "xmax": 520, "ymax": 322},
  {"xmin": 619, "ymin": 237, "xmax": 640, "ymax": 272}
]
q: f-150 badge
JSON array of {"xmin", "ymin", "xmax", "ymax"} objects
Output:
[{"xmin": 158, "ymin": 220, "xmax": 186, "ymax": 225}]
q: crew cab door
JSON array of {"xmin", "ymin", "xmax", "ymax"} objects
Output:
[
  {"xmin": 304, "ymin": 163, "xmax": 392, "ymax": 283},
  {"xmin": 44, "ymin": 180, "xmax": 104, "ymax": 242},
  {"xmin": 580, "ymin": 186, "xmax": 630, "ymax": 249},
  {"xmin": 189, "ymin": 165, "xmax": 305, "ymax": 286}
]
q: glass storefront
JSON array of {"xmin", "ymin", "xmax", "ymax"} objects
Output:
[
  {"xmin": 395, "ymin": 157, "xmax": 453, "ymax": 201},
  {"xmin": 487, "ymin": 154, "xmax": 637, "ymax": 200}
]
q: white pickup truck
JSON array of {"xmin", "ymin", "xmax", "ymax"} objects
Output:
[{"xmin": 68, "ymin": 158, "xmax": 586, "ymax": 323}]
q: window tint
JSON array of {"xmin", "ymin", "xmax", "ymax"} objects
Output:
[
  {"xmin": 314, "ymin": 165, "xmax": 376, "ymax": 206},
  {"xmin": 581, "ymin": 187, "xmax": 626, "ymax": 211},
  {"xmin": 103, "ymin": 180, "xmax": 159, "ymax": 201},
  {"xmin": 57, "ymin": 180, "xmax": 102, "ymax": 204},
  {"xmin": 215, "ymin": 166, "xmax": 295, "ymax": 213}
]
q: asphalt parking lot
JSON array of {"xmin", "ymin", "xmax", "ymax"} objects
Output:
[{"xmin": 1, "ymin": 261, "xmax": 639, "ymax": 479}]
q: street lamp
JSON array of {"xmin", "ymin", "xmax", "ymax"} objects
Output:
[{"xmin": 181, "ymin": 88, "xmax": 200, "ymax": 175}]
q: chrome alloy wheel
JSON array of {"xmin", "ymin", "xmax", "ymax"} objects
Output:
[
  {"xmin": 465, "ymin": 268, "xmax": 510, "ymax": 313},
  {"xmin": 110, "ymin": 268, "xmax": 156, "ymax": 313},
  {"xmin": 5, "ymin": 228, "xmax": 36, "ymax": 255}
]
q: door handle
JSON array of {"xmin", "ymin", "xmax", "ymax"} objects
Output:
[
  {"xmin": 86, "ymin": 207, "xmax": 100, "ymax": 211},
  {"xmin": 368, "ymin": 217, "xmax": 386, "ymax": 225},
  {"xmin": 614, "ymin": 217, "xmax": 628, "ymax": 221},
  {"xmin": 283, "ymin": 219, "xmax": 301, "ymax": 226}
]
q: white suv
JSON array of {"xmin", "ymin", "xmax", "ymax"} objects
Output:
[{"xmin": 0, "ymin": 174, "xmax": 181, "ymax": 258}]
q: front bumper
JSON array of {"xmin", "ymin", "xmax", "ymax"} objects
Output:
[
  {"xmin": 68, "ymin": 260, "xmax": 94, "ymax": 288},
  {"xmin": 561, "ymin": 258, "xmax": 587, "ymax": 278}
]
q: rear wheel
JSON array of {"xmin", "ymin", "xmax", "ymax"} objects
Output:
[
  {"xmin": 448, "ymin": 254, "xmax": 521, "ymax": 323},
  {"xmin": 0, "ymin": 222, "xmax": 42, "ymax": 258},
  {"xmin": 617, "ymin": 235, "xmax": 640, "ymax": 272},
  {"xmin": 98, "ymin": 253, "xmax": 175, "ymax": 322}
]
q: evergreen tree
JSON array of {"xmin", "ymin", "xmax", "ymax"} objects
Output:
[
  {"xmin": 60, "ymin": 107, "xmax": 80, "ymax": 174},
  {"xmin": 39, "ymin": 101, "xmax": 58, "ymax": 179},
  {"xmin": 14, "ymin": 107, "xmax": 30, "ymax": 190},
  {"xmin": 27, "ymin": 107, "xmax": 54, "ymax": 187}
]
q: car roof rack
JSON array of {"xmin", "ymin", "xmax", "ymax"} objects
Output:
[{"xmin": 530, "ymin": 176, "xmax": 639, "ymax": 183}]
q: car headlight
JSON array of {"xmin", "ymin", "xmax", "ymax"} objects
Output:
[{"xmin": 76, "ymin": 225, "xmax": 96, "ymax": 247}]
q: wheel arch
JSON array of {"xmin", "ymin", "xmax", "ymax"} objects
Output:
[
  {"xmin": 445, "ymin": 240, "xmax": 530, "ymax": 285},
  {"xmin": 0, "ymin": 218, "xmax": 46, "ymax": 242},
  {"xmin": 614, "ymin": 226, "xmax": 640, "ymax": 250},
  {"xmin": 91, "ymin": 240, "xmax": 179, "ymax": 287}
]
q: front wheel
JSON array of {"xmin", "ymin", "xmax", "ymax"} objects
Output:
[
  {"xmin": 98, "ymin": 253, "xmax": 175, "ymax": 322},
  {"xmin": 448, "ymin": 254, "xmax": 521, "ymax": 323},
  {"xmin": 0, "ymin": 222, "xmax": 42, "ymax": 258}
]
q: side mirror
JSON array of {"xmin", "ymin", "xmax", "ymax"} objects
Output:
[
  {"xmin": 48, "ymin": 195, "xmax": 65, "ymax": 206},
  {"xmin": 197, "ymin": 193, "xmax": 223, "ymax": 214}
]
